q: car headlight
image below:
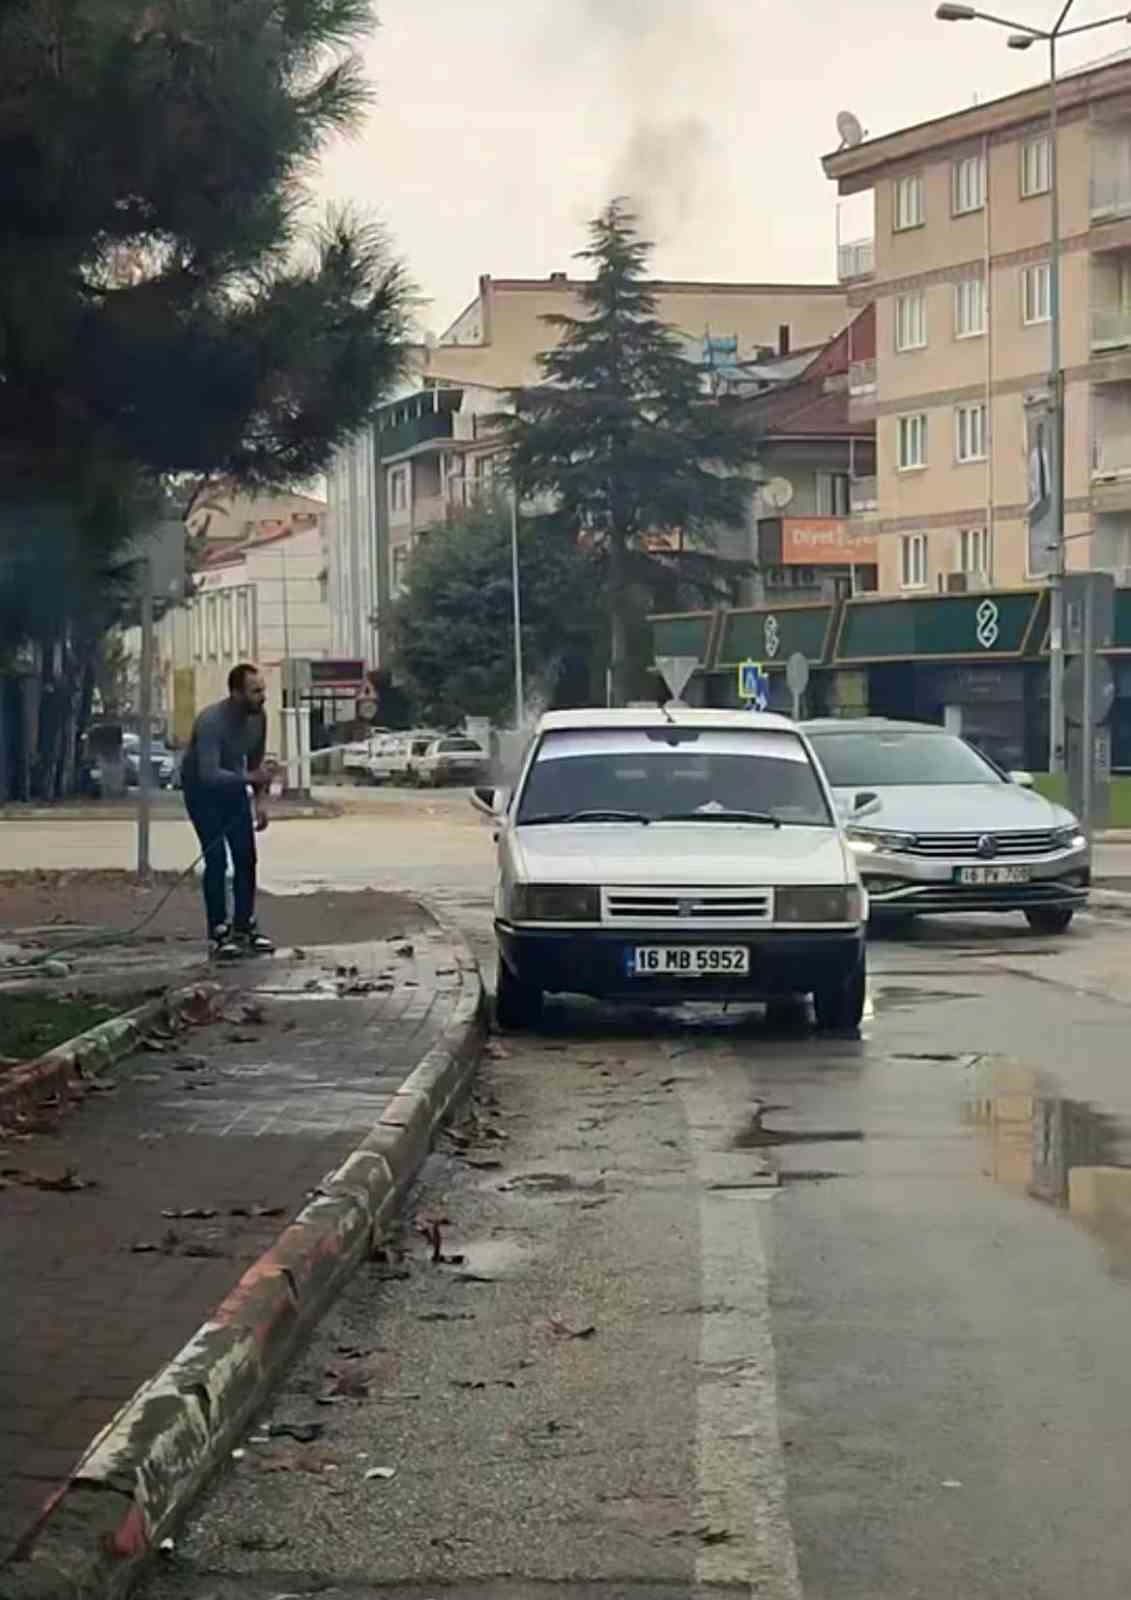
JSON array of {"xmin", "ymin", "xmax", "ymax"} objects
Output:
[
  {"xmin": 775, "ymin": 886, "xmax": 864, "ymax": 924},
  {"xmin": 844, "ymin": 826, "xmax": 917, "ymax": 854},
  {"xmin": 511, "ymin": 884, "xmax": 600, "ymax": 922},
  {"xmin": 1052, "ymin": 824, "xmax": 1087, "ymax": 850}
]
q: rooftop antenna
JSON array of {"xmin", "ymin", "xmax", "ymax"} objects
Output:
[{"xmin": 836, "ymin": 110, "xmax": 867, "ymax": 150}]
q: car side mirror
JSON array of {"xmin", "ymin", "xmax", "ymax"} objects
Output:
[
  {"xmin": 471, "ymin": 785, "xmax": 508, "ymax": 818},
  {"xmin": 853, "ymin": 791, "xmax": 881, "ymax": 819},
  {"xmin": 1009, "ymin": 770, "xmax": 1035, "ymax": 789}
]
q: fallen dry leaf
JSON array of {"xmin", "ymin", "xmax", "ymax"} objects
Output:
[{"xmin": 547, "ymin": 1317, "xmax": 597, "ymax": 1341}]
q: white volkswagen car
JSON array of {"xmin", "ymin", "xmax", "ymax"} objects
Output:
[{"xmin": 472, "ymin": 708, "xmax": 867, "ymax": 1031}]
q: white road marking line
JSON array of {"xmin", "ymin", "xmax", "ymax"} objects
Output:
[{"xmin": 680, "ymin": 1070, "xmax": 803, "ymax": 1600}]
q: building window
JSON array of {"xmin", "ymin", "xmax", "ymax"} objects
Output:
[
  {"xmin": 816, "ymin": 472, "xmax": 851, "ymax": 516},
  {"xmin": 1023, "ymin": 262, "xmax": 1052, "ymax": 325},
  {"xmin": 895, "ymin": 291, "xmax": 927, "ymax": 352},
  {"xmin": 958, "ymin": 526, "xmax": 992, "ymax": 576},
  {"xmin": 220, "ymin": 591, "xmax": 234, "ymax": 656},
  {"xmin": 391, "ymin": 544, "xmax": 408, "ymax": 596},
  {"xmin": 1021, "ymin": 133, "xmax": 1051, "ymax": 197},
  {"xmin": 206, "ymin": 595, "xmax": 219, "ymax": 658},
  {"xmin": 894, "ymin": 173, "xmax": 925, "ymax": 231},
  {"xmin": 389, "ymin": 466, "xmax": 409, "ymax": 513},
  {"xmin": 901, "ymin": 533, "xmax": 929, "ymax": 590},
  {"xmin": 192, "ymin": 602, "xmax": 204, "ymax": 662},
  {"xmin": 897, "ymin": 412, "xmax": 928, "ymax": 470},
  {"xmin": 952, "ymin": 152, "xmax": 986, "ymax": 215},
  {"xmin": 236, "ymin": 590, "xmax": 251, "ymax": 656},
  {"xmin": 955, "ymin": 401, "xmax": 988, "ymax": 463},
  {"xmin": 955, "ymin": 275, "xmax": 987, "ymax": 338}
]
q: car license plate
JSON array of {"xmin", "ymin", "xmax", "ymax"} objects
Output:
[
  {"xmin": 955, "ymin": 866, "xmax": 1031, "ymax": 885},
  {"xmin": 632, "ymin": 946, "xmax": 750, "ymax": 977}
]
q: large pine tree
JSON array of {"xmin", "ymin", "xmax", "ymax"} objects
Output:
[{"xmin": 508, "ymin": 201, "xmax": 760, "ymax": 704}]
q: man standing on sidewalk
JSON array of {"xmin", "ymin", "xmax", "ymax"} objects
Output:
[{"xmin": 180, "ymin": 663, "xmax": 275, "ymax": 959}]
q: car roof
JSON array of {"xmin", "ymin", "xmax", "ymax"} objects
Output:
[
  {"xmin": 537, "ymin": 707, "xmax": 799, "ymax": 735},
  {"xmin": 801, "ymin": 718, "xmax": 949, "ymax": 736}
]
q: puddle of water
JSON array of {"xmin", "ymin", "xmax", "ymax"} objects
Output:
[
  {"xmin": 874, "ymin": 985, "xmax": 977, "ymax": 1010},
  {"xmin": 456, "ymin": 1237, "xmax": 531, "ymax": 1276}
]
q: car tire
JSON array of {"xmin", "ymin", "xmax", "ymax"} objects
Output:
[
  {"xmin": 813, "ymin": 959, "xmax": 867, "ymax": 1031},
  {"xmin": 1025, "ymin": 907, "xmax": 1075, "ymax": 935},
  {"xmin": 495, "ymin": 960, "xmax": 543, "ymax": 1032}
]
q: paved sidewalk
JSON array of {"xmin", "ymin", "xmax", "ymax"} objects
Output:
[{"xmin": 0, "ymin": 905, "xmax": 467, "ymax": 1562}]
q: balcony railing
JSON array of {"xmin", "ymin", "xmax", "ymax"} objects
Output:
[
  {"xmin": 850, "ymin": 475, "xmax": 878, "ymax": 514},
  {"xmin": 837, "ymin": 238, "xmax": 875, "ymax": 282},
  {"xmin": 1092, "ymin": 304, "xmax": 1131, "ymax": 351},
  {"xmin": 849, "ymin": 358, "xmax": 876, "ymax": 396},
  {"xmin": 1091, "ymin": 173, "xmax": 1131, "ymax": 221}
]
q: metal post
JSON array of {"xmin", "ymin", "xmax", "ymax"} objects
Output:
[
  {"xmin": 1081, "ymin": 577, "xmax": 1095, "ymax": 839},
  {"xmin": 137, "ymin": 552, "xmax": 154, "ymax": 882},
  {"xmin": 1047, "ymin": 31, "xmax": 1067, "ymax": 775},
  {"xmin": 510, "ymin": 486, "xmax": 525, "ymax": 729},
  {"xmin": 279, "ymin": 541, "xmax": 291, "ymax": 788}
]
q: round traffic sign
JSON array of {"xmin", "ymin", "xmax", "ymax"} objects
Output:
[
  {"xmin": 356, "ymin": 695, "xmax": 379, "ymax": 723},
  {"xmin": 786, "ymin": 651, "xmax": 811, "ymax": 697},
  {"xmin": 1063, "ymin": 657, "xmax": 1114, "ymax": 726}
]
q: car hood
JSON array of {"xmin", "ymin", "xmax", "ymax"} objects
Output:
[
  {"xmin": 833, "ymin": 783, "xmax": 1076, "ymax": 832},
  {"xmin": 511, "ymin": 822, "xmax": 852, "ymax": 885}
]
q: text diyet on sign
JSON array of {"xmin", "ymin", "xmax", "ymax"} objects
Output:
[{"xmin": 781, "ymin": 518, "xmax": 877, "ymax": 566}]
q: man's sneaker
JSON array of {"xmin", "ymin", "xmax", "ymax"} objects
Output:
[
  {"xmin": 210, "ymin": 925, "xmax": 244, "ymax": 962},
  {"xmin": 235, "ymin": 927, "xmax": 275, "ymax": 956}
]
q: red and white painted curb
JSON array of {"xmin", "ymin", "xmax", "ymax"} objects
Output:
[
  {"xmin": 0, "ymin": 983, "xmax": 225, "ymax": 1120},
  {"xmin": 2, "ymin": 911, "xmax": 486, "ymax": 1600}
]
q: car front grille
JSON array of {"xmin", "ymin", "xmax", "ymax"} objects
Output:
[
  {"xmin": 904, "ymin": 831, "xmax": 1061, "ymax": 858},
  {"xmin": 602, "ymin": 886, "xmax": 774, "ymax": 928}
]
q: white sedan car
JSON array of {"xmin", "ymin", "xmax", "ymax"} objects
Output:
[{"xmin": 473, "ymin": 707, "xmax": 867, "ymax": 1031}]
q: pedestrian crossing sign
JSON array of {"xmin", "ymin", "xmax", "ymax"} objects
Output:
[{"xmin": 738, "ymin": 659, "xmax": 769, "ymax": 709}]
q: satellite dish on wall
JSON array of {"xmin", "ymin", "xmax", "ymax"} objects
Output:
[
  {"xmin": 762, "ymin": 477, "xmax": 795, "ymax": 511},
  {"xmin": 836, "ymin": 110, "xmax": 866, "ymax": 149}
]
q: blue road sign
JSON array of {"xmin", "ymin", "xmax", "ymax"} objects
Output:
[{"xmin": 738, "ymin": 659, "xmax": 769, "ymax": 710}]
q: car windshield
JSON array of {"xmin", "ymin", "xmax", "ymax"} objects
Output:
[
  {"xmin": 516, "ymin": 726, "xmax": 832, "ymax": 826},
  {"xmin": 808, "ymin": 729, "xmax": 1004, "ymax": 787}
]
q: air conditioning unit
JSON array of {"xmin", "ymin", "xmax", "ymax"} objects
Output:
[
  {"xmin": 944, "ymin": 571, "xmax": 969, "ymax": 593},
  {"xmin": 1114, "ymin": 565, "xmax": 1131, "ymax": 587}
]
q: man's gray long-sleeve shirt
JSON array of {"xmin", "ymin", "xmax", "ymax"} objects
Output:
[{"xmin": 180, "ymin": 701, "xmax": 266, "ymax": 795}]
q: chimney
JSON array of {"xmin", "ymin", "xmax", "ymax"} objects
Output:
[{"xmin": 778, "ymin": 324, "xmax": 791, "ymax": 356}]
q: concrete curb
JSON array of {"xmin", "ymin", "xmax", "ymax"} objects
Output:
[
  {"xmin": 1, "ymin": 907, "xmax": 486, "ymax": 1600},
  {"xmin": 0, "ymin": 983, "xmax": 225, "ymax": 1120}
]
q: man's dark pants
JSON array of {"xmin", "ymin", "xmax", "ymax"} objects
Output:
[{"xmin": 182, "ymin": 784, "xmax": 257, "ymax": 936}]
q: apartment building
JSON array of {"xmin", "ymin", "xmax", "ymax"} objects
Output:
[
  {"xmin": 327, "ymin": 273, "xmax": 849, "ymax": 670},
  {"xmin": 823, "ymin": 52, "xmax": 1131, "ymax": 596}
]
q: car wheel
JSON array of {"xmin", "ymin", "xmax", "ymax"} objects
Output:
[
  {"xmin": 813, "ymin": 959, "xmax": 867, "ymax": 1031},
  {"xmin": 1025, "ymin": 907, "xmax": 1075, "ymax": 935},
  {"xmin": 495, "ymin": 960, "xmax": 543, "ymax": 1032}
]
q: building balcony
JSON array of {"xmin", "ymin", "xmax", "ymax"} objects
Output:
[
  {"xmin": 379, "ymin": 409, "xmax": 455, "ymax": 458},
  {"xmin": 1092, "ymin": 432, "xmax": 1131, "ymax": 512},
  {"xmin": 850, "ymin": 475, "xmax": 878, "ymax": 515},
  {"xmin": 1092, "ymin": 304, "xmax": 1131, "ymax": 353},
  {"xmin": 849, "ymin": 359, "xmax": 876, "ymax": 396},
  {"xmin": 837, "ymin": 237, "xmax": 875, "ymax": 283}
]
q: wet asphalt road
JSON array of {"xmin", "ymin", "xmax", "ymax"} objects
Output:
[{"xmin": 136, "ymin": 873, "xmax": 1131, "ymax": 1600}]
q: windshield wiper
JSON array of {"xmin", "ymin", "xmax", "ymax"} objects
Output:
[
  {"xmin": 659, "ymin": 809, "xmax": 782, "ymax": 827},
  {"xmin": 519, "ymin": 809, "xmax": 652, "ymax": 826}
]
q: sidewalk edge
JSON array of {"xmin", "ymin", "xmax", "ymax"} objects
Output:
[
  {"xmin": 1, "ymin": 907, "xmax": 486, "ymax": 1600},
  {"xmin": 0, "ymin": 983, "xmax": 225, "ymax": 1120}
]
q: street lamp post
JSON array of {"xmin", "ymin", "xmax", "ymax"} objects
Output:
[
  {"xmin": 510, "ymin": 483, "xmax": 525, "ymax": 730},
  {"xmin": 936, "ymin": 1, "xmax": 1131, "ymax": 775}
]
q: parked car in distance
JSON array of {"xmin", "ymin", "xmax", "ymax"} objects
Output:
[
  {"xmin": 403, "ymin": 732, "xmax": 441, "ymax": 785},
  {"xmin": 802, "ymin": 717, "xmax": 1089, "ymax": 934},
  {"xmin": 85, "ymin": 731, "xmax": 176, "ymax": 796},
  {"xmin": 365, "ymin": 734, "xmax": 407, "ymax": 785},
  {"xmin": 414, "ymin": 736, "xmax": 489, "ymax": 788},
  {"xmin": 342, "ymin": 729, "xmax": 389, "ymax": 779},
  {"xmin": 474, "ymin": 707, "xmax": 867, "ymax": 1031}
]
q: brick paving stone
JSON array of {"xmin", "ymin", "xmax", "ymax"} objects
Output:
[{"xmin": 0, "ymin": 914, "xmax": 465, "ymax": 1560}]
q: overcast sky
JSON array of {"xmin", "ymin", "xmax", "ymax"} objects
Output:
[{"xmin": 313, "ymin": 0, "xmax": 1129, "ymax": 335}]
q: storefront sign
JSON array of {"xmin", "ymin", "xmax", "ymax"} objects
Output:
[
  {"xmin": 717, "ymin": 605, "xmax": 834, "ymax": 668},
  {"xmin": 781, "ymin": 518, "xmax": 877, "ymax": 566},
  {"xmin": 835, "ymin": 593, "xmax": 1043, "ymax": 662}
]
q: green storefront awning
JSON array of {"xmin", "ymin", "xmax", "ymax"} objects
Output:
[
  {"xmin": 715, "ymin": 605, "xmax": 835, "ymax": 670},
  {"xmin": 834, "ymin": 591, "xmax": 1045, "ymax": 663},
  {"xmin": 651, "ymin": 612, "xmax": 718, "ymax": 665}
]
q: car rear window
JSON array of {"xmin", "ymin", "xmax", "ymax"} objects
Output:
[
  {"xmin": 809, "ymin": 731, "xmax": 1003, "ymax": 787},
  {"xmin": 439, "ymin": 739, "xmax": 482, "ymax": 753}
]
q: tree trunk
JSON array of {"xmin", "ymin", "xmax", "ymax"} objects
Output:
[{"xmin": 608, "ymin": 532, "xmax": 628, "ymax": 708}]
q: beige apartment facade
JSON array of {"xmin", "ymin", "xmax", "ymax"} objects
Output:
[
  {"xmin": 824, "ymin": 53, "xmax": 1131, "ymax": 596},
  {"xmin": 328, "ymin": 273, "xmax": 848, "ymax": 669}
]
